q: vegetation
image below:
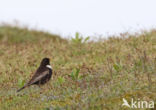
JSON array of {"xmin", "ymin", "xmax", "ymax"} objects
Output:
[{"xmin": 0, "ymin": 25, "xmax": 155, "ymax": 110}]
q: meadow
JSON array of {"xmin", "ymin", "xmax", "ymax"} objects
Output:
[{"xmin": 0, "ymin": 25, "xmax": 155, "ymax": 110}]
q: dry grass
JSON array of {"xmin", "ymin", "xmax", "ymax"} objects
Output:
[{"xmin": 0, "ymin": 25, "xmax": 155, "ymax": 110}]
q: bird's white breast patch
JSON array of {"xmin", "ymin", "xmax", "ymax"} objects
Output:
[{"xmin": 46, "ymin": 65, "xmax": 52, "ymax": 69}]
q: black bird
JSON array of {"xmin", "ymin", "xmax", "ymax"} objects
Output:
[{"xmin": 17, "ymin": 58, "xmax": 52, "ymax": 92}]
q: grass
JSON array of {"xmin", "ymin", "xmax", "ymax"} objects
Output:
[{"xmin": 0, "ymin": 25, "xmax": 155, "ymax": 110}]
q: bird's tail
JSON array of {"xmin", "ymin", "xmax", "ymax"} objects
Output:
[
  {"xmin": 17, "ymin": 84, "xmax": 28, "ymax": 92},
  {"xmin": 17, "ymin": 87, "xmax": 25, "ymax": 92}
]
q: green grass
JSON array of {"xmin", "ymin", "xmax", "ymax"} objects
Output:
[{"xmin": 0, "ymin": 25, "xmax": 155, "ymax": 110}]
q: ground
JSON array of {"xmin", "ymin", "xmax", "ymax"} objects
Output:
[{"xmin": 0, "ymin": 25, "xmax": 155, "ymax": 110}]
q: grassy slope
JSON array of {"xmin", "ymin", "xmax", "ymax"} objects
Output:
[{"xmin": 0, "ymin": 26, "xmax": 155, "ymax": 110}]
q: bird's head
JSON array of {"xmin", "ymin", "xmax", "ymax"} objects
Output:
[{"xmin": 40, "ymin": 58, "xmax": 50, "ymax": 66}]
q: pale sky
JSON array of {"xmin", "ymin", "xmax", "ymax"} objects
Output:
[{"xmin": 0, "ymin": 0, "xmax": 156, "ymax": 38}]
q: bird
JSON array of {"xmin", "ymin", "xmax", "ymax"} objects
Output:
[{"xmin": 17, "ymin": 58, "xmax": 52, "ymax": 92}]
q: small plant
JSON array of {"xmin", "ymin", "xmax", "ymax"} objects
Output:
[
  {"xmin": 56, "ymin": 76, "xmax": 65, "ymax": 85},
  {"xmin": 113, "ymin": 63, "xmax": 122, "ymax": 72},
  {"xmin": 18, "ymin": 78, "xmax": 25, "ymax": 88},
  {"xmin": 71, "ymin": 32, "xmax": 90, "ymax": 44},
  {"xmin": 69, "ymin": 68, "xmax": 82, "ymax": 80}
]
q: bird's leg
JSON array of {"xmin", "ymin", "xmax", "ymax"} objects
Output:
[{"xmin": 38, "ymin": 82, "xmax": 43, "ymax": 94}]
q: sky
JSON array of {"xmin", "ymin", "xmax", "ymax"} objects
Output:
[{"xmin": 0, "ymin": 0, "xmax": 156, "ymax": 38}]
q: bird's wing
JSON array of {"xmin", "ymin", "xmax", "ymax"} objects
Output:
[
  {"xmin": 28, "ymin": 70, "xmax": 49, "ymax": 85},
  {"xmin": 17, "ymin": 68, "xmax": 50, "ymax": 92}
]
